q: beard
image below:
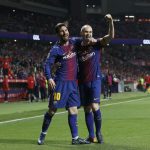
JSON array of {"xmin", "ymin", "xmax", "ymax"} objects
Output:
[
  {"xmin": 63, "ymin": 36, "xmax": 69, "ymax": 41},
  {"xmin": 60, "ymin": 35, "xmax": 69, "ymax": 44}
]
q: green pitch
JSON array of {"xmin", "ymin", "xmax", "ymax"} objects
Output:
[{"xmin": 0, "ymin": 92, "xmax": 150, "ymax": 150}]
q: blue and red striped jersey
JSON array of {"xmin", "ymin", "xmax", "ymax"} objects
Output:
[
  {"xmin": 77, "ymin": 40, "xmax": 102, "ymax": 83},
  {"xmin": 44, "ymin": 38, "xmax": 79, "ymax": 81}
]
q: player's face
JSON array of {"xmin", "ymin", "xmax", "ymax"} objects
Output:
[
  {"xmin": 81, "ymin": 26, "xmax": 93, "ymax": 40},
  {"xmin": 57, "ymin": 26, "xmax": 69, "ymax": 42}
]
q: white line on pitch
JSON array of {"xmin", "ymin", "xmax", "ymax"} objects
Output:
[
  {"xmin": 101, "ymin": 97, "xmax": 148, "ymax": 107},
  {"xmin": 0, "ymin": 97, "xmax": 149, "ymax": 125},
  {"xmin": 0, "ymin": 111, "xmax": 67, "ymax": 124}
]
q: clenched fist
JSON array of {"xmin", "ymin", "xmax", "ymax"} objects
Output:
[{"xmin": 105, "ymin": 14, "xmax": 113, "ymax": 22}]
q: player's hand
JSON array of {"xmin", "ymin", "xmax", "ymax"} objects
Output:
[
  {"xmin": 105, "ymin": 14, "xmax": 113, "ymax": 22},
  {"xmin": 87, "ymin": 37, "xmax": 97, "ymax": 45},
  {"xmin": 48, "ymin": 78, "xmax": 56, "ymax": 90},
  {"xmin": 82, "ymin": 38, "xmax": 97, "ymax": 46}
]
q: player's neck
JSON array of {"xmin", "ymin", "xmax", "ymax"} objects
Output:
[
  {"xmin": 59, "ymin": 40, "xmax": 69, "ymax": 46},
  {"xmin": 81, "ymin": 39, "xmax": 90, "ymax": 46}
]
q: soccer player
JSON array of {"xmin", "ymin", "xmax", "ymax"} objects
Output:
[
  {"xmin": 144, "ymin": 74, "xmax": 150, "ymax": 92},
  {"xmin": 38, "ymin": 71, "xmax": 47, "ymax": 101},
  {"xmin": 0, "ymin": 55, "xmax": 12, "ymax": 76},
  {"xmin": 37, "ymin": 23, "xmax": 90, "ymax": 145},
  {"xmin": 76, "ymin": 14, "xmax": 114, "ymax": 143},
  {"xmin": 27, "ymin": 72, "xmax": 36, "ymax": 102},
  {"xmin": 2, "ymin": 75, "xmax": 10, "ymax": 102},
  {"xmin": 103, "ymin": 70, "xmax": 113, "ymax": 100}
]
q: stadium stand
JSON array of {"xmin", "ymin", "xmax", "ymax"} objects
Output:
[
  {"xmin": 0, "ymin": 6, "xmax": 149, "ymax": 37},
  {"xmin": 0, "ymin": 5, "xmax": 150, "ymax": 101}
]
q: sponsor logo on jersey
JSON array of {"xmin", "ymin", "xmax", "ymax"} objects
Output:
[
  {"xmin": 80, "ymin": 52, "xmax": 95, "ymax": 62},
  {"xmin": 63, "ymin": 52, "xmax": 76, "ymax": 60}
]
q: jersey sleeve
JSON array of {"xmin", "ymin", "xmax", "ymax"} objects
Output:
[
  {"xmin": 71, "ymin": 37, "xmax": 82, "ymax": 45},
  {"xmin": 94, "ymin": 39, "xmax": 103, "ymax": 49},
  {"xmin": 44, "ymin": 47, "xmax": 58, "ymax": 80}
]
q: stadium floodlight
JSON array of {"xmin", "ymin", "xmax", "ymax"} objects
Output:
[{"xmin": 129, "ymin": 16, "xmax": 135, "ymax": 18}]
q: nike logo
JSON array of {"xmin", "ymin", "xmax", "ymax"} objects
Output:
[{"xmin": 94, "ymin": 98, "xmax": 99, "ymax": 101}]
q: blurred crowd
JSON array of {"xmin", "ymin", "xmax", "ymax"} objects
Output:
[
  {"xmin": 0, "ymin": 40, "xmax": 150, "ymax": 83},
  {"xmin": 0, "ymin": 6, "xmax": 149, "ymax": 38},
  {"xmin": 0, "ymin": 40, "xmax": 50, "ymax": 79},
  {"xmin": 101, "ymin": 45, "xmax": 150, "ymax": 81}
]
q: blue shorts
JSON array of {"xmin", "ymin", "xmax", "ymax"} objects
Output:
[
  {"xmin": 79, "ymin": 80, "xmax": 101, "ymax": 106},
  {"xmin": 48, "ymin": 81, "xmax": 80, "ymax": 109}
]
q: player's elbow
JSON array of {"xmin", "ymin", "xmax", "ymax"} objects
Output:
[
  {"xmin": 112, "ymin": 32, "xmax": 115, "ymax": 39},
  {"xmin": 110, "ymin": 31, "xmax": 115, "ymax": 39}
]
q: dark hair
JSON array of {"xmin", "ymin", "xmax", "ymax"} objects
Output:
[{"xmin": 55, "ymin": 22, "xmax": 68, "ymax": 33}]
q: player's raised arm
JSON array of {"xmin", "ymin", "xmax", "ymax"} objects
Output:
[{"xmin": 99, "ymin": 14, "xmax": 114, "ymax": 46}]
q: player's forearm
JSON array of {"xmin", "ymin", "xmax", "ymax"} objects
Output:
[
  {"xmin": 44, "ymin": 50, "xmax": 56, "ymax": 80},
  {"xmin": 103, "ymin": 20, "xmax": 114, "ymax": 43},
  {"xmin": 108, "ymin": 19, "xmax": 114, "ymax": 39},
  {"xmin": 44, "ymin": 60, "xmax": 52, "ymax": 80},
  {"xmin": 100, "ymin": 15, "xmax": 114, "ymax": 45},
  {"xmin": 44, "ymin": 67, "xmax": 52, "ymax": 80}
]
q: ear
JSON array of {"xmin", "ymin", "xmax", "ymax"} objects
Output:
[
  {"xmin": 80, "ymin": 29, "xmax": 84, "ymax": 36},
  {"xmin": 80, "ymin": 31, "xmax": 82, "ymax": 36}
]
